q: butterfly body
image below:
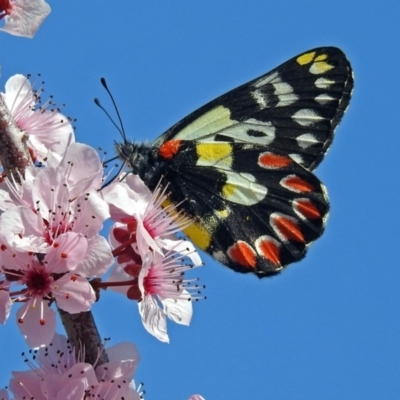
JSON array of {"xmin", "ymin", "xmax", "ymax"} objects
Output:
[{"xmin": 116, "ymin": 47, "xmax": 353, "ymax": 278}]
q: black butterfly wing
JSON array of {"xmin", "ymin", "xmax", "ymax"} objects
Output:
[
  {"xmin": 153, "ymin": 47, "xmax": 353, "ymax": 171},
  {"xmin": 159, "ymin": 141, "xmax": 329, "ymax": 277}
]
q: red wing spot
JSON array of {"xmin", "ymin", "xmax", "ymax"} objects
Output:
[
  {"xmin": 227, "ymin": 241, "xmax": 257, "ymax": 269},
  {"xmin": 256, "ymin": 237, "xmax": 281, "ymax": 266},
  {"xmin": 159, "ymin": 140, "xmax": 182, "ymax": 160},
  {"xmin": 259, "ymin": 152, "xmax": 292, "ymax": 169},
  {"xmin": 273, "ymin": 216, "xmax": 305, "ymax": 242},
  {"xmin": 295, "ymin": 199, "xmax": 321, "ymax": 220},
  {"xmin": 283, "ymin": 175, "xmax": 314, "ymax": 193}
]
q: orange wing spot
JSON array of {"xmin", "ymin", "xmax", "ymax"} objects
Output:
[
  {"xmin": 227, "ymin": 241, "xmax": 257, "ymax": 269},
  {"xmin": 256, "ymin": 237, "xmax": 281, "ymax": 265},
  {"xmin": 295, "ymin": 199, "xmax": 321, "ymax": 220},
  {"xmin": 273, "ymin": 216, "xmax": 305, "ymax": 242},
  {"xmin": 283, "ymin": 175, "xmax": 314, "ymax": 193},
  {"xmin": 159, "ymin": 140, "xmax": 182, "ymax": 160},
  {"xmin": 259, "ymin": 152, "xmax": 292, "ymax": 169}
]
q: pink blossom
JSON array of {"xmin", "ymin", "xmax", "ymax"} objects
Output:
[
  {"xmin": 0, "ymin": 231, "xmax": 96, "ymax": 347},
  {"xmin": 189, "ymin": 396, "xmax": 205, "ymax": 400},
  {"xmin": 0, "ymin": 0, "xmax": 51, "ymax": 38},
  {"xmin": 102, "ymin": 174, "xmax": 204, "ymax": 342},
  {"xmin": 5, "ymin": 333, "xmax": 141, "ymax": 400},
  {"xmin": 0, "ymin": 73, "xmax": 74, "ymax": 164},
  {"xmin": 103, "ymin": 174, "xmax": 192, "ymax": 256},
  {"xmin": 107, "ymin": 239, "xmax": 203, "ymax": 343},
  {"xmin": 0, "ymin": 143, "xmax": 113, "ymax": 278}
]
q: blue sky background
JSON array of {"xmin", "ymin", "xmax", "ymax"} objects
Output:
[{"xmin": 1, "ymin": 1, "xmax": 399, "ymax": 399}]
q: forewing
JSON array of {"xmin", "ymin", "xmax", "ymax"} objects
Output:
[{"xmin": 154, "ymin": 47, "xmax": 353, "ymax": 171}]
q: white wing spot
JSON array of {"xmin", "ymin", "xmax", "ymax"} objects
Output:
[
  {"xmin": 315, "ymin": 93, "xmax": 335, "ymax": 105},
  {"xmin": 251, "ymin": 89, "xmax": 267, "ymax": 107},
  {"xmin": 296, "ymin": 133, "xmax": 319, "ymax": 149},
  {"xmin": 212, "ymin": 250, "xmax": 228, "ymax": 264},
  {"xmin": 310, "ymin": 61, "xmax": 334, "ymax": 75},
  {"xmin": 253, "ymin": 71, "xmax": 279, "ymax": 88},
  {"xmin": 252, "ymin": 73, "xmax": 298, "ymax": 108},
  {"xmin": 273, "ymin": 81, "xmax": 298, "ymax": 107},
  {"xmin": 315, "ymin": 77, "xmax": 335, "ymax": 89},
  {"xmin": 292, "ymin": 109, "xmax": 323, "ymax": 126},
  {"xmin": 289, "ymin": 153, "xmax": 304, "ymax": 165},
  {"xmin": 222, "ymin": 171, "xmax": 267, "ymax": 205},
  {"xmin": 217, "ymin": 118, "xmax": 276, "ymax": 146}
]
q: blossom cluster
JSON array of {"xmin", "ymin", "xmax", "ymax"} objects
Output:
[
  {"xmin": 0, "ymin": 71, "xmax": 204, "ymax": 398},
  {"xmin": 0, "ymin": 334, "xmax": 142, "ymax": 400},
  {"xmin": 1, "ymin": 3, "xmax": 206, "ymax": 398},
  {"xmin": 0, "ymin": 333, "xmax": 204, "ymax": 399},
  {"xmin": 0, "ymin": 72, "xmax": 203, "ymax": 346}
]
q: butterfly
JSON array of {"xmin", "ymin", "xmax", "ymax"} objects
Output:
[{"xmin": 115, "ymin": 47, "xmax": 353, "ymax": 278}]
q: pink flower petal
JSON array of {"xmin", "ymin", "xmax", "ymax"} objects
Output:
[
  {"xmin": 46, "ymin": 232, "xmax": 88, "ymax": 273},
  {"xmin": 53, "ymin": 379, "xmax": 87, "ymax": 400},
  {"xmin": 9, "ymin": 371, "xmax": 43, "ymax": 399},
  {"xmin": 16, "ymin": 299, "xmax": 56, "ymax": 347},
  {"xmin": 161, "ymin": 293, "xmax": 193, "ymax": 326},
  {"xmin": 75, "ymin": 235, "xmax": 114, "ymax": 277},
  {"xmin": 1, "ymin": 0, "xmax": 51, "ymax": 38},
  {"xmin": 2, "ymin": 74, "xmax": 35, "ymax": 111},
  {"xmin": 139, "ymin": 295, "xmax": 169, "ymax": 343},
  {"xmin": 53, "ymin": 274, "xmax": 96, "ymax": 314},
  {"xmin": 0, "ymin": 289, "xmax": 12, "ymax": 324},
  {"xmin": 97, "ymin": 342, "xmax": 140, "ymax": 381},
  {"xmin": 0, "ymin": 206, "xmax": 48, "ymax": 252},
  {"xmin": 72, "ymin": 192, "xmax": 110, "ymax": 237},
  {"xmin": 42, "ymin": 374, "xmax": 87, "ymax": 400},
  {"xmin": 59, "ymin": 143, "xmax": 103, "ymax": 197}
]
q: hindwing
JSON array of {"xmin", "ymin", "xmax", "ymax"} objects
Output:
[{"xmin": 157, "ymin": 141, "xmax": 329, "ymax": 276}]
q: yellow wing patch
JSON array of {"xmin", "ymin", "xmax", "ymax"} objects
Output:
[
  {"xmin": 196, "ymin": 142, "xmax": 233, "ymax": 168},
  {"xmin": 184, "ymin": 222, "xmax": 212, "ymax": 250},
  {"xmin": 296, "ymin": 51, "xmax": 316, "ymax": 65},
  {"xmin": 296, "ymin": 51, "xmax": 334, "ymax": 75}
]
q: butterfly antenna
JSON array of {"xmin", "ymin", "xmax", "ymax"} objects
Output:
[{"xmin": 94, "ymin": 77, "xmax": 127, "ymax": 143}]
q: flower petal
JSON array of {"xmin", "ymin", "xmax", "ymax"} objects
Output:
[
  {"xmin": 47, "ymin": 232, "xmax": 89, "ymax": 273},
  {"xmin": 53, "ymin": 274, "xmax": 96, "ymax": 314},
  {"xmin": 139, "ymin": 295, "xmax": 169, "ymax": 343},
  {"xmin": 75, "ymin": 235, "xmax": 114, "ymax": 277},
  {"xmin": 161, "ymin": 292, "xmax": 193, "ymax": 326},
  {"xmin": 1, "ymin": 0, "xmax": 51, "ymax": 38},
  {"xmin": 16, "ymin": 299, "xmax": 56, "ymax": 347}
]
